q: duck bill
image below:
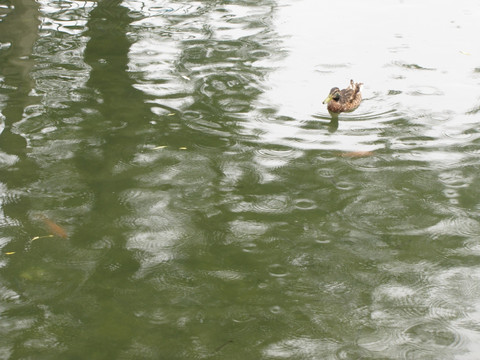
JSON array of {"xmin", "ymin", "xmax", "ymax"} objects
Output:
[{"xmin": 322, "ymin": 94, "xmax": 333, "ymax": 104}]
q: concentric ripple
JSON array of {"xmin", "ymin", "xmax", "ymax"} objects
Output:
[{"xmin": 340, "ymin": 190, "xmax": 437, "ymax": 235}]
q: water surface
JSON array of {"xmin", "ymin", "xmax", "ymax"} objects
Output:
[{"xmin": 1, "ymin": 0, "xmax": 480, "ymax": 358}]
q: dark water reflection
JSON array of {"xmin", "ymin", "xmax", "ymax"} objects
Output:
[{"xmin": 1, "ymin": 0, "xmax": 480, "ymax": 358}]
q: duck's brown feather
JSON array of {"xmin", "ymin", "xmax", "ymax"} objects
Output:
[{"xmin": 326, "ymin": 80, "xmax": 362, "ymax": 114}]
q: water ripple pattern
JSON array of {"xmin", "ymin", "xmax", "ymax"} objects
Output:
[{"xmin": 1, "ymin": 0, "xmax": 480, "ymax": 359}]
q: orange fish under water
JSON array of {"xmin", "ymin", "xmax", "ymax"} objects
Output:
[
  {"xmin": 339, "ymin": 151, "xmax": 375, "ymax": 158},
  {"xmin": 39, "ymin": 215, "xmax": 68, "ymax": 239}
]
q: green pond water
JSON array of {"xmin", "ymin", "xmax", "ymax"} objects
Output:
[{"xmin": 1, "ymin": 0, "xmax": 480, "ymax": 358}]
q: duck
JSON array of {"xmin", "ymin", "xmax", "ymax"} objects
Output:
[{"xmin": 322, "ymin": 80, "xmax": 363, "ymax": 115}]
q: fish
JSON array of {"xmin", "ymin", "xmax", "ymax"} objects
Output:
[
  {"xmin": 38, "ymin": 215, "xmax": 68, "ymax": 239},
  {"xmin": 339, "ymin": 151, "xmax": 375, "ymax": 158},
  {"xmin": 214, "ymin": 340, "xmax": 233, "ymax": 353}
]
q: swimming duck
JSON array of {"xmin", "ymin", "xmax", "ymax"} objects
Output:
[{"xmin": 323, "ymin": 80, "xmax": 363, "ymax": 115}]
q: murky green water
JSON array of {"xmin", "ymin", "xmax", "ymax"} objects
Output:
[{"xmin": 1, "ymin": 0, "xmax": 480, "ymax": 358}]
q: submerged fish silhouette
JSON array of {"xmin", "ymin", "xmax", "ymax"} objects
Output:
[
  {"xmin": 39, "ymin": 215, "xmax": 68, "ymax": 239},
  {"xmin": 339, "ymin": 151, "xmax": 375, "ymax": 158}
]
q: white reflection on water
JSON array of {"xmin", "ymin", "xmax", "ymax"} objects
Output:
[
  {"xmin": 254, "ymin": 0, "xmax": 480, "ymax": 151},
  {"xmin": 38, "ymin": 0, "xmax": 95, "ymax": 35}
]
